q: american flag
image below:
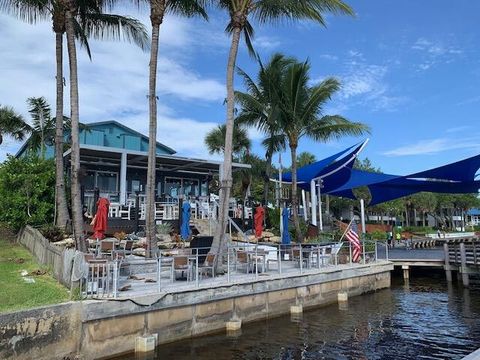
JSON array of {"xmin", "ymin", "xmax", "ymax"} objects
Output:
[{"xmin": 345, "ymin": 221, "xmax": 361, "ymax": 262}]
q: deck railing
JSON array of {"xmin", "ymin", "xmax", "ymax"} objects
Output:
[{"xmin": 76, "ymin": 240, "xmax": 388, "ymax": 299}]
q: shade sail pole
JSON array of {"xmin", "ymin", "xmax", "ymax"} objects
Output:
[
  {"xmin": 360, "ymin": 198, "xmax": 366, "ymax": 234},
  {"xmin": 318, "ymin": 180, "xmax": 323, "ymax": 231},
  {"xmin": 302, "ymin": 190, "xmax": 308, "ymax": 221},
  {"xmin": 310, "ymin": 179, "xmax": 317, "ymax": 226}
]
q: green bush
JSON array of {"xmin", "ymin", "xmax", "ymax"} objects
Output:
[
  {"xmin": 403, "ymin": 226, "xmax": 435, "ymax": 235},
  {"xmin": 370, "ymin": 230, "xmax": 386, "ymax": 240},
  {"xmin": 474, "ymin": 225, "xmax": 480, "ymax": 232},
  {"xmin": 0, "ymin": 156, "xmax": 55, "ymax": 231}
]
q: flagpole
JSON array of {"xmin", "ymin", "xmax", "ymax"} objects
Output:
[{"xmin": 339, "ymin": 218, "xmax": 355, "ymax": 242}]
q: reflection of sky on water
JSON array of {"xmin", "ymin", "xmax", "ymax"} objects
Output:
[{"xmin": 115, "ymin": 275, "xmax": 480, "ymax": 360}]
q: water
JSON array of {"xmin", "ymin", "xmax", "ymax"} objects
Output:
[{"xmin": 116, "ymin": 273, "xmax": 480, "ymax": 360}]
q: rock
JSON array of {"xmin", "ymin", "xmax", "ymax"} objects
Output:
[
  {"xmin": 52, "ymin": 238, "xmax": 75, "ymax": 248},
  {"xmin": 270, "ymin": 236, "xmax": 281, "ymax": 243},
  {"xmin": 262, "ymin": 231, "xmax": 274, "ymax": 238}
]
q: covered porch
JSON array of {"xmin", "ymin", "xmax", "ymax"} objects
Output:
[{"xmin": 64, "ymin": 144, "xmax": 250, "ymax": 224}]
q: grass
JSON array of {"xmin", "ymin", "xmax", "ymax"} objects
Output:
[{"xmin": 0, "ymin": 233, "xmax": 69, "ymax": 313}]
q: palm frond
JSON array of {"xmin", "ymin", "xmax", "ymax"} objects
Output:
[
  {"xmin": 167, "ymin": 0, "xmax": 209, "ymax": 19},
  {"xmin": 0, "ymin": 0, "xmax": 51, "ymax": 24},
  {"xmin": 81, "ymin": 12, "xmax": 150, "ymax": 51}
]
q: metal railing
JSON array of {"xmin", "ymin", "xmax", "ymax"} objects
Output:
[{"xmin": 77, "ymin": 240, "xmax": 388, "ymax": 299}]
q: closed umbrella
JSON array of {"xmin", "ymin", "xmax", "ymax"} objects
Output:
[
  {"xmin": 180, "ymin": 201, "xmax": 191, "ymax": 240},
  {"xmin": 281, "ymin": 207, "xmax": 291, "ymax": 245},
  {"xmin": 92, "ymin": 197, "xmax": 109, "ymax": 240},
  {"xmin": 254, "ymin": 205, "xmax": 265, "ymax": 238}
]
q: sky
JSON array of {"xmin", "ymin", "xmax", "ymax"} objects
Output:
[{"xmin": 1, "ymin": 0, "xmax": 480, "ymax": 176}]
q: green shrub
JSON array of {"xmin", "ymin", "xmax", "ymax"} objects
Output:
[
  {"xmin": 370, "ymin": 230, "xmax": 386, "ymax": 240},
  {"xmin": 403, "ymin": 226, "xmax": 435, "ymax": 235},
  {"xmin": 474, "ymin": 225, "xmax": 480, "ymax": 232},
  {"xmin": 0, "ymin": 155, "xmax": 55, "ymax": 231}
]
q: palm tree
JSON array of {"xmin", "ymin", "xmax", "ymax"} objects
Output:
[
  {"xmin": 278, "ymin": 59, "xmax": 369, "ymax": 241},
  {"xmin": 143, "ymin": 0, "xmax": 208, "ymax": 258},
  {"xmin": 205, "ymin": 124, "xmax": 251, "ymax": 156},
  {"xmin": 0, "ymin": 106, "xmax": 30, "ymax": 146},
  {"xmin": 236, "ymin": 53, "xmax": 292, "ymax": 205},
  {"xmin": 2, "ymin": 0, "xmax": 149, "ymax": 233},
  {"xmin": 297, "ymin": 152, "xmax": 317, "ymax": 167},
  {"xmin": 213, "ymin": 0, "xmax": 354, "ymax": 258}
]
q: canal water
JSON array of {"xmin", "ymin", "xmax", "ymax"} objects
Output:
[{"xmin": 117, "ymin": 272, "xmax": 480, "ymax": 360}]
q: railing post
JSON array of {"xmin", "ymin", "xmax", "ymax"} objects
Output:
[
  {"xmin": 375, "ymin": 241, "xmax": 378, "ymax": 262},
  {"xmin": 158, "ymin": 253, "xmax": 162, "ymax": 292},
  {"xmin": 444, "ymin": 243, "xmax": 452, "ymax": 282},
  {"xmin": 386, "ymin": 240, "xmax": 389, "ymax": 261},
  {"xmin": 255, "ymin": 244, "xmax": 258, "ymax": 280},
  {"xmin": 279, "ymin": 245, "xmax": 282, "ymax": 274},
  {"xmin": 299, "ymin": 244, "xmax": 303, "ymax": 274},
  {"xmin": 349, "ymin": 242, "xmax": 352, "ymax": 266},
  {"xmin": 227, "ymin": 246, "xmax": 230, "ymax": 283},
  {"xmin": 195, "ymin": 249, "xmax": 199, "ymax": 288},
  {"xmin": 113, "ymin": 260, "xmax": 118, "ymax": 299},
  {"xmin": 362, "ymin": 241, "xmax": 366, "ymax": 265}
]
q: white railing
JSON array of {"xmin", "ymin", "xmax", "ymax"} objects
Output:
[{"xmin": 76, "ymin": 240, "xmax": 388, "ymax": 299}]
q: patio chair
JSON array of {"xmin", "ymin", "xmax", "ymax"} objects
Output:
[
  {"xmin": 100, "ymin": 240, "xmax": 116, "ymax": 259},
  {"xmin": 115, "ymin": 239, "xmax": 134, "ymax": 258},
  {"xmin": 292, "ymin": 248, "xmax": 310, "ymax": 269},
  {"xmin": 109, "ymin": 203, "xmax": 120, "ymax": 218},
  {"xmin": 235, "ymin": 250, "xmax": 251, "ymax": 273},
  {"xmin": 198, "ymin": 253, "xmax": 216, "ymax": 279},
  {"xmin": 119, "ymin": 204, "xmax": 131, "ymax": 220},
  {"xmin": 155, "ymin": 203, "xmax": 165, "ymax": 220},
  {"xmin": 173, "ymin": 255, "xmax": 192, "ymax": 281}
]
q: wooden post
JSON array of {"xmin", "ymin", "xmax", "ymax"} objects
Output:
[
  {"xmin": 444, "ymin": 243, "xmax": 452, "ymax": 282},
  {"xmin": 460, "ymin": 242, "xmax": 469, "ymax": 287},
  {"xmin": 402, "ymin": 265, "xmax": 409, "ymax": 281}
]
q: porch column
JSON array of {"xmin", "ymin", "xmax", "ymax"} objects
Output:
[
  {"xmin": 120, "ymin": 152, "xmax": 127, "ymax": 205},
  {"xmin": 360, "ymin": 198, "xmax": 366, "ymax": 234},
  {"xmin": 310, "ymin": 180, "xmax": 317, "ymax": 226}
]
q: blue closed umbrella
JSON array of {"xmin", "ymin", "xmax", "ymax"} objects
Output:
[
  {"xmin": 180, "ymin": 202, "xmax": 191, "ymax": 240},
  {"xmin": 281, "ymin": 207, "xmax": 291, "ymax": 245}
]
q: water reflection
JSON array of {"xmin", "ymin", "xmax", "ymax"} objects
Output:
[{"xmin": 116, "ymin": 276, "xmax": 480, "ymax": 360}]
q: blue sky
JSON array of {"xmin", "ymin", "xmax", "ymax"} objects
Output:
[{"xmin": 1, "ymin": 0, "xmax": 480, "ymax": 176}]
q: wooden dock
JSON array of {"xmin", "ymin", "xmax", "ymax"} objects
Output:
[{"xmin": 444, "ymin": 240, "xmax": 480, "ymax": 287}]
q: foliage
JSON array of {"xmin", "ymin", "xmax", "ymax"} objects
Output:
[
  {"xmin": 39, "ymin": 224, "xmax": 65, "ymax": 242},
  {"xmin": 0, "ymin": 104, "xmax": 30, "ymax": 146},
  {"xmin": 204, "ymin": 123, "xmax": 251, "ymax": 156},
  {"xmin": 474, "ymin": 225, "xmax": 480, "ymax": 232},
  {"xmin": 267, "ymin": 207, "xmax": 281, "ymax": 235},
  {"xmin": 0, "ymin": 156, "xmax": 55, "ymax": 231},
  {"xmin": 403, "ymin": 226, "xmax": 435, "ymax": 235},
  {"xmin": 156, "ymin": 222, "xmax": 173, "ymax": 235},
  {"xmin": 369, "ymin": 230, "xmax": 386, "ymax": 240},
  {"xmin": 0, "ymin": 235, "xmax": 68, "ymax": 313}
]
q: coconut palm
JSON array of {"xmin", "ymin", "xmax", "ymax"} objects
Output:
[
  {"xmin": 0, "ymin": 106, "xmax": 30, "ymax": 146},
  {"xmin": 1, "ymin": 0, "xmax": 149, "ymax": 234},
  {"xmin": 236, "ymin": 53, "xmax": 293, "ymax": 205},
  {"xmin": 205, "ymin": 124, "xmax": 251, "ymax": 156},
  {"xmin": 213, "ymin": 0, "xmax": 354, "ymax": 258},
  {"xmin": 297, "ymin": 152, "xmax": 317, "ymax": 167},
  {"xmin": 279, "ymin": 59, "xmax": 369, "ymax": 241},
  {"xmin": 142, "ymin": 0, "xmax": 208, "ymax": 258}
]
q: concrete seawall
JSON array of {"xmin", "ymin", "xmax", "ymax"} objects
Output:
[{"xmin": 0, "ymin": 261, "xmax": 393, "ymax": 360}]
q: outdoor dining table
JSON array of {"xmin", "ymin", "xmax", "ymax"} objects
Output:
[{"xmin": 245, "ymin": 249, "xmax": 269, "ymax": 273}]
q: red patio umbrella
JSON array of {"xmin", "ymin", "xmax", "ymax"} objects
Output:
[
  {"xmin": 254, "ymin": 205, "xmax": 265, "ymax": 238},
  {"xmin": 92, "ymin": 197, "xmax": 110, "ymax": 240}
]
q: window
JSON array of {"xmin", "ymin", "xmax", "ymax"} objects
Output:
[
  {"xmin": 131, "ymin": 180, "xmax": 141, "ymax": 192},
  {"xmin": 83, "ymin": 170, "xmax": 118, "ymax": 193}
]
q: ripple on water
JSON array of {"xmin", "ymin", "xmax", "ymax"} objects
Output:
[{"xmin": 113, "ymin": 277, "xmax": 480, "ymax": 360}]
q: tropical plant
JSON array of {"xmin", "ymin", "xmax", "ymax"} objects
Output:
[
  {"xmin": 0, "ymin": 155, "xmax": 56, "ymax": 231},
  {"xmin": 278, "ymin": 59, "xmax": 369, "ymax": 241},
  {"xmin": 0, "ymin": 105, "xmax": 30, "ymax": 146},
  {"xmin": 205, "ymin": 123, "xmax": 251, "ymax": 156},
  {"xmin": 236, "ymin": 53, "xmax": 293, "ymax": 205},
  {"xmin": 1, "ymin": 0, "xmax": 149, "ymax": 236},
  {"xmin": 213, "ymin": 1, "xmax": 354, "ymax": 262},
  {"xmin": 141, "ymin": 0, "xmax": 208, "ymax": 258}
]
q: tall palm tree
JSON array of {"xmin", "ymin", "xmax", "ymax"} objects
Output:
[
  {"xmin": 143, "ymin": 0, "xmax": 208, "ymax": 258},
  {"xmin": 0, "ymin": 106, "xmax": 30, "ymax": 146},
  {"xmin": 213, "ymin": 0, "xmax": 354, "ymax": 258},
  {"xmin": 279, "ymin": 59, "xmax": 369, "ymax": 241},
  {"xmin": 2, "ymin": 0, "xmax": 149, "ymax": 232},
  {"xmin": 297, "ymin": 152, "xmax": 317, "ymax": 167},
  {"xmin": 236, "ymin": 53, "xmax": 293, "ymax": 205},
  {"xmin": 205, "ymin": 123, "xmax": 251, "ymax": 156}
]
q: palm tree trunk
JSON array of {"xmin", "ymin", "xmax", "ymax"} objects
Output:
[
  {"xmin": 65, "ymin": 9, "xmax": 85, "ymax": 252},
  {"xmin": 145, "ymin": 15, "xmax": 162, "ymax": 258},
  {"xmin": 54, "ymin": 31, "xmax": 70, "ymax": 230},
  {"xmin": 263, "ymin": 150, "xmax": 272, "ymax": 205},
  {"xmin": 290, "ymin": 144, "xmax": 303, "ymax": 242},
  {"xmin": 212, "ymin": 25, "xmax": 242, "ymax": 263}
]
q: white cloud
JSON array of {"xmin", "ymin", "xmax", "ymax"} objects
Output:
[
  {"xmin": 383, "ymin": 137, "xmax": 480, "ymax": 157},
  {"xmin": 318, "ymin": 54, "xmax": 338, "ymax": 61},
  {"xmin": 0, "ymin": 13, "xmax": 226, "ymax": 161},
  {"xmin": 445, "ymin": 126, "xmax": 471, "ymax": 133},
  {"xmin": 411, "ymin": 37, "xmax": 463, "ymax": 71}
]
